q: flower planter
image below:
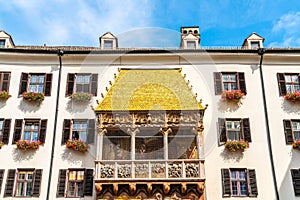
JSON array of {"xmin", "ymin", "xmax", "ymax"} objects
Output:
[
  {"xmin": 22, "ymin": 92, "xmax": 44, "ymax": 104},
  {"xmin": 225, "ymin": 140, "xmax": 249, "ymax": 152},
  {"xmin": 16, "ymin": 140, "xmax": 42, "ymax": 151},
  {"xmin": 69, "ymin": 92, "xmax": 92, "ymax": 103},
  {"xmin": 66, "ymin": 139, "xmax": 88, "ymax": 153},
  {"xmin": 221, "ymin": 90, "xmax": 245, "ymax": 104},
  {"xmin": 0, "ymin": 91, "xmax": 11, "ymax": 100},
  {"xmin": 284, "ymin": 91, "xmax": 300, "ymax": 103},
  {"xmin": 293, "ymin": 140, "xmax": 300, "ymax": 149},
  {"xmin": 0, "ymin": 141, "xmax": 4, "ymax": 149}
]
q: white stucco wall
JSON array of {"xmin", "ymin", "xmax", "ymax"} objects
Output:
[{"xmin": 0, "ymin": 51, "xmax": 298, "ymax": 200}]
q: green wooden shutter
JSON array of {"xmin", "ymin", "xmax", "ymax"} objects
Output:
[
  {"xmin": 87, "ymin": 119, "xmax": 95, "ymax": 144},
  {"xmin": 57, "ymin": 169, "xmax": 67, "ymax": 197},
  {"xmin": 2, "ymin": 119, "xmax": 11, "ymax": 144},
  {"xmin": 91, "ymin": 74, "xmax": 98, "ymax": 96},
  {"xmin": 221, "ymin": 168, "xmax": 231, "ymax": 197},
  {"xmin": 0, "ymin": 169, "xmax": 4, "ymax": 194},
  {"xmin": 44, "ymin": 73, "xmax": 52, "ymax": 96},
  {"xmin": 66, "ymin": 74, "xmax": 75, "ymax": 96},
  {"xmin": 248, "ymin": 169, "xmax": 258, "ymax": 197},
  {"xmin": 84, "ymin": 169, "xmax": 94, "ymax": 196},
  {"xmin": 4, "ymin": 169, "xmax": 16, "ymax": 197},
  {"xmin": 277, "ymin": 73, "xmax": 287, "ymax": 96},
  {"xmin": 291, "ymin": 169, "xmax": 300, "ymax": 196},
  {"xmin": 62, "ymin": 119, "xmax": 71, "ymax": 145},
  {"xmin": 238, "ymin": 72, "xmax": 247, "ymax": 95},
  {"xmin": 39, "ymin": 119, "xmax": 47, "ymax": 143},
  {"xmin": 218, "ymin": 118, "xmax": 227, "ymax": 145},
  {"xmin": 283, "ymin": 120, "xmax": 293, "ymax": 144},
  {"xmin": 12, "ymin": 119, "xmax": 23, "ymax": 144},
  {"xmin": 214, "ymin": 72, "xmax": 223, "ymax": 95},
  {"xmin": 19, "ymin": 73, "xmax": 28, "ymax": 95},
  {"xmin": 32, "ymin": 169, "xmax": 42, "ymax": 197},
  {"xmin": 242, "ymin": 118, "xmax": 251, "ymax": 142}
]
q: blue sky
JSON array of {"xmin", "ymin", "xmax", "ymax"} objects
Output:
[{"xmin": 1, "ymin": 0, "xmax": 300, "ymax": 48}]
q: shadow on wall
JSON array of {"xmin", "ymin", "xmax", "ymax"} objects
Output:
[
  {"xmin": 217, "ymin": 100, "xmax": 241, "ymax": 113},
  {"xmin": 65, "ymin": 100, "xmax": 91, "ymax": 113},
  {"xmin": 12, "ymin": 147, "xmax": 36, "ymax": 162},
  {"xmin": 61, "ymin": 147, "xmax": 96, "ymax": 166},
  {"xmin": 220, "ymin": 149, "xmax": 245, "ymax": 163},
  {"xmin": 278, "ymin": 148, "xmax": 300, "ymax": 199},
  {"xmin": 281, "ymin": 99, "xmax": 300, "ymax": 115},
  {"xmin": 18, "ymin": 99, "xmax": 40, "ymax": 113},
  {"xmin": 0, "ymin": 100, "xmax": 7, "ymax": 109}
]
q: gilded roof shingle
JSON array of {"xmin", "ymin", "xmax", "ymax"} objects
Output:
[{"xmin": 95, "ymin": 69, "xmax": 205, "ymax": 111}]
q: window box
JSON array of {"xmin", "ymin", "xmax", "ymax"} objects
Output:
[
  {"xmin": 293, "ymin": 140, "xmax": 300, "ymax": 149},
  {"xmin": 69, "ymin": 92, "xmax": 92, "ymax": 103},
  {"xmin": 284, "ymin": 91, "xmax": 300, "ymax": 103},
  {"xmin": 221, "ymin": 90, "xmax": 245, "ymax": 103},
  {"xmin": 66, "ymin": 139, "xmax": 88, "ymax": 153},
  {"xmin": 0, "ymin": 90, "xmax": 11, "ymax": 100},
  {"xmin": 224, "ymin": 140, "xmax": 249, "ymax": 152},
  {"xmin": 21, "ymin": 92, "xmax": 44, "ymax": 104},
  {"xmin": 16, "ymin": 140, "xmax": 42, "ymax": 151},
  {"xmin": 0, "ymin": 141, "xmax": 3, "ymax": 149}
]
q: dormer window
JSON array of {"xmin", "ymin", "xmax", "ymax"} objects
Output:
[
  {"xmin": 104, "ymin": 40, "xmax": 113, "ymax": 49},
  {"xmin": 99, "ymin": 32, "xmax": 118, "ymax": 49},
  {"xmin": 251, "ymin": 41, "xmax": 260, "ymax": 48},
  {"xmin": 187, "ymin": 41, "xmax": 196, "ymax": 49},
  {"xmin": 242, "ymin": 32, "xmax": 264, "ymax": 49},
  {"xmin": 0, "ymin": 40, "xmax": 5, "ymax": 48}
]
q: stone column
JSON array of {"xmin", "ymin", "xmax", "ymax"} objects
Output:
[
  {"xmin": 163, "ymin": 128, "xmax": 172, "ymax": 160},
  {"xmin": 196, "ymin": 125, "xmax": 204, "ymax": 159},
  {"xmin": 96, "ymin": 129, "xmax": 107, "ymax": 160},
  {"xmin": 130, "ymin": 128, "xmax": 139, "ymax": 160}
]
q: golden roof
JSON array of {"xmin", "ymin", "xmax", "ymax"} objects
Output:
[{"xmin": 95, "ymin": 69, "xmax": 205, "ymax": 111}]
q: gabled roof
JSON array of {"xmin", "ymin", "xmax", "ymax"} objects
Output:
[
  {"xmin": 242, "ymin": 32, "xmax": 264, "ymax": 46},
  {"xmin": 99, "ymin": 32, "xmax": 118, "ymax": 39},
  {"xmin": 95, "ymin": 69, "xmax": 205, "ymax": 111},
  {"xmin": 0, "ymin": 30, "xmax": 15, "ymax": 46}
]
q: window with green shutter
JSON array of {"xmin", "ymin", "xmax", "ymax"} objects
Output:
[{"xmin": 221, "ymin": 168, "xmax": 258, "ymax": 197}]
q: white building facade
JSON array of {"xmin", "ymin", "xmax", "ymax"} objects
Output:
[{"xmin": 0, "ymin": 28, "xmax": 299, "ymax": 200}]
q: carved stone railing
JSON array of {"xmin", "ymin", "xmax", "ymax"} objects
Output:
[
  {"xmin": 95, "ymin": 159, "xmax": 205, "ymax": 181},
  {"xmin": 97, "ymin": 111, "xmax": 204, "ymax": 129}
]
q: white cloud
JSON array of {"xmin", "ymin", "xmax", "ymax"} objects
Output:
[
  {"xmin": 270, "ymin": 12, "xmax": 300, "ymax": 47},
  {"xmin": 272, "ymin": 12, "xmax": 300, "ymax": 34},
  {"xmin": 0, "ymin": 0, "xmax": 155, "ymax": 45}
]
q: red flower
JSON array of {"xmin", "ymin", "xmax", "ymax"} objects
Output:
[{"xmin": 221, "ymin": 90, "xmax": 245, "ymax": 104}]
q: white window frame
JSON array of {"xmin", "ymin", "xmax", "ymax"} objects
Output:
[
  {"xmin": 226, "ymin": 120, "xmax": 242, "ymax": 141},
  {"xmin": 75, "ymin": 74, "xmax": 92, "ymax": 93},
  {"xmin": 15, "ymin": 170, "xmax": 34, "ymax": 197},
  {"xmin": 28, "ymin": 74, "xmax": 45, "ymax": 93},
  {"xmin": 70, "ymin": 119, "xmax": 88, "ymax": 142},
  {"xmin": 285, "ymin": 74, "xmax": 300, "ymax": 93},
  {"xmin": 66, "ymin": 170, "xmax": 85, "ymax": 197},
  {"xmin": 230, "ymin": 169, "xmax": 248, "ymax": 196}
]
